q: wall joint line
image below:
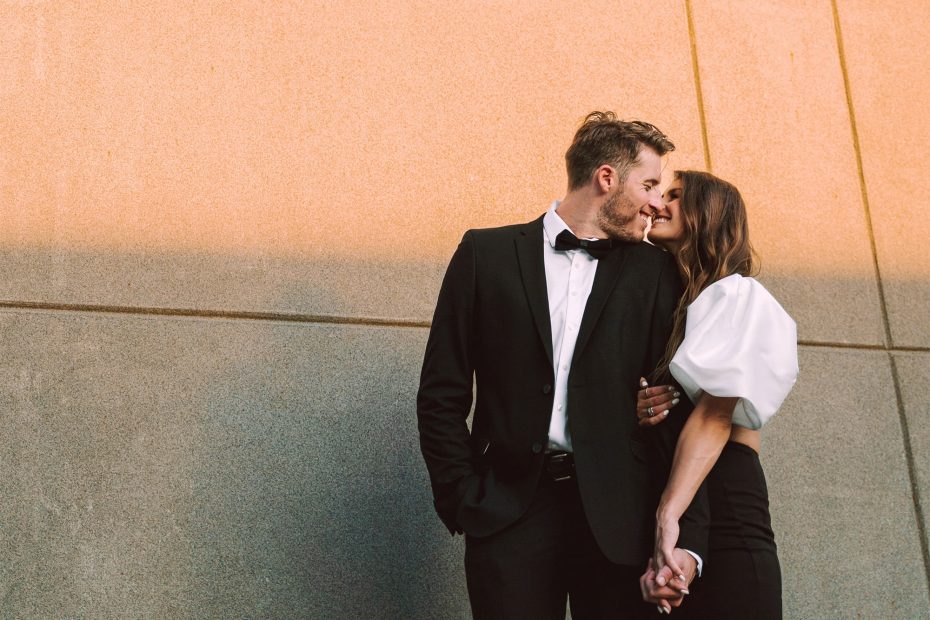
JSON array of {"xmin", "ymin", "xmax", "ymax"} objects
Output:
[
  {"xmin": 0, "ymin": 300, "xmax": 430, "ymax": 329},
  {"xmin": 685, "ymin": 0, "xmax": 712, "ymax": 172},
  {"xmin": 831, "ymin": 0, "xmax": 930, "ymax": 594}
]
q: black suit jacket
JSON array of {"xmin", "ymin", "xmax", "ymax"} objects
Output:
[{"xmin": 417, "ymin": 215, "xmax": 708, "ymax": 565}]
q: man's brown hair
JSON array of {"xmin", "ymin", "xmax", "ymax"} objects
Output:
[{"xmin": 565, "ymin": 111, "xmax": 675, "ymax": 190}]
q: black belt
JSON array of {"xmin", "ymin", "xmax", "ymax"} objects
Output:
[{"xmin": 543, "ymin": 451, "xmax": 575, "ymax": 482}]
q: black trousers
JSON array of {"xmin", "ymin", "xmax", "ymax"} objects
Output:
[
  {"xmin": 678, "ymin": 442, "xmax": 782, "ymax": 620},
  {"xmin": 464, "ymin": 473, "xmax": 653, "ymax": 620}
]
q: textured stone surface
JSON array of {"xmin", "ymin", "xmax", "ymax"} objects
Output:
[
  {"xmin": 0, "ymin": 253, "xmax": 899, "ymax": 347},
  {"xmin": 2, "ymin": 1, "xmax": 929, "ymax": 618},
  {"xmin": 836, "ymin": 1, "xmax": 930, "ymax": 347},
  {"xmin": 0, "ymin": 310, "xmax": 468, "ymax": 618},
  {"xmin": 763, "ymin": 347, "xmax": 930, "ymax": 618},
  {"xmin": 0, "ymin": 249, "xmax": 448, "ymax": 322},
  {"xmin": 0, "ymin": 0, "xmax": 704, "ymax": 310},
  {"xmin": 4, "ymin": 316, "xmax": 930, "ymax": 618},
  {"xmin": 750, "ymin": 273, "xmax": 883, "ymax": 347},
  {"xmin": 690, "ymin": 0, "xmax": 884, "ymax": 346},
  {"xmin": 894, "ymin": 352, "xmax": 930, "ymax": 553}
]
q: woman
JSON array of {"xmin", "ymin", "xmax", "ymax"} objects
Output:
[{"xmin": 637, "ymin": 170, "xmax": 798, "ymax": 618}]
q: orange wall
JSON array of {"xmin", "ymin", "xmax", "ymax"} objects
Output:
[
  {"xmin": 2, "ymin": 1, "xmax": 708, "ymax": 261},
  {"xmin": 6, "ymin": 2, "xmax": 926, "ymax": 275}
]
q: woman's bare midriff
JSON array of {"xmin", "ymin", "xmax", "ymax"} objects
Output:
[{"xmin": 729, "ymin": 426, "xmax": 761, "ymax": 453}]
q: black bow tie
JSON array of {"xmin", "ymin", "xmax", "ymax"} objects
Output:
[{"xmin": 554, "ymin": 229, "xmax": 617, "ymax": 260}]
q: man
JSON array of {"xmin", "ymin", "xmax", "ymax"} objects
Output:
[{"xmin": 417, "ymin": 112, "xmax": 708, "ymax": 618}]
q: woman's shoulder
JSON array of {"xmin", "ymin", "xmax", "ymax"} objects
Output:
[
  {"xmin": 673, "ymin": 273, "xmax": 799, "ymax": 430},
  {"xmin": 690, "ymin": 274, "xmax": 792, "ymax": 324},
  {"xmin": 694, "ymin": 273, "xmax": 770, "ymax": 300}
]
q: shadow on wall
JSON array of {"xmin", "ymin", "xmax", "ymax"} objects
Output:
[
  {"xmin": 1, "ymin": 247, "xmax": 928, "ymax": 617},
  {"xmin": 187, "ymin": 322, "xmax": 468, "ymax": 618},
  {"xmin": 0, "ymin": 309, "xmax": 468, "ymax": 618},
  {"xmin": 0, "ymin": 248, "xmax": 448, "ymax": 322},
  {"xmin": 2, "ymin": 246, "xmax": 928, "ymax": 347}
]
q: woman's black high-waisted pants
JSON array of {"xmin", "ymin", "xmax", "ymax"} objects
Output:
[{"xmin": 680, "ymin": 441, "xmax": 782, "ymax": 620}]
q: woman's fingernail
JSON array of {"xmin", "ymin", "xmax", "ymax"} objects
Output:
[
  {"xmin": 671, "ymin": 398, "xmax": 680, "ymax": 406},
  {"xmin": 662, "ymin": 411, "xmax": 669, "ymax": 417},
  {"xmin": 678, "ymin": 573, "xmax": 686, "ymax": 581},
  {"xmin": 680, "ymin": 588, "xmax": 689, "ymax": 594},
  {"xmin": 673, "ymin": 391, "xmax": 681, "ymax": 398}
]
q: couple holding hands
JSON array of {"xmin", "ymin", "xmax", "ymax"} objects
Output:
[{"xmin": 417, "ymin": 112, "xmax": 798, "ymax": 619}]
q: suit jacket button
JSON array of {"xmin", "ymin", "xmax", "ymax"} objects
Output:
[
  {"xmin": 542, "ymin": 384, "xmax": 552, "ymax": 394},
  {"xmin": 531, "ymin": 442, "xmax": 543, "ymax": 454}
]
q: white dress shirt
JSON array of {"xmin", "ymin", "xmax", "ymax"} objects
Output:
[
  {"xmin": 543, "ymin": 201, "xmax": 599, "ymax": 452},
  {"xmin": 541, "ymin": 201, "xmax": 704, "ymax": 574}
]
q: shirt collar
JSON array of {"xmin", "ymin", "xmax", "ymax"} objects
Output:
[{"xmin": 543, "ymin": 200, "xmax": 573, "ymax": 249}]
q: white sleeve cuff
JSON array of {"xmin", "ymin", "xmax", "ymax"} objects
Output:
[{"xmin": 682, "ymin": 549, "xmax": 703, "ymax": 577}]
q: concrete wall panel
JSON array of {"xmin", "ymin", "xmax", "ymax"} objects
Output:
[
  {"xmin": 0, "ymin": 249, "xmax": 445, "ymax": 322},
  {"xmin": 0, "ymin": 1, "xmax": 704, "ymax": 319},
  {"xmin": 690, "ymin": 0, "xmax": 884, "ymax": 345},
  {"xmin": 0, "ymin": 310, "xmax": 468, "ymax": 618},
  {"xmin": 2, "ymin": 0, "xmax": 928, "ymax": 617},
  {"xmin": 836, "ymin": 1, "xmax": 930, "ymax": 347},
  {"xmin": 894, "ymin": 352, "xmax": 930, "ymax": 551},
  {"xmin": 764, "ymin": 347, "xmax": 930, "ymax": 617},
  {"xmin": 6, "ymin": 316, "xmax": 930, "ymax": 618}
]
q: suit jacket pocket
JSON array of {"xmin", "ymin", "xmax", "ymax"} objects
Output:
[{"xmin": 470, "ymin": 437, "xmax": 492, "ymax": 473}]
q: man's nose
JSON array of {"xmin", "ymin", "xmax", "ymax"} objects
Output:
[{"xmin": 647, "ymin": 194, "xmax": 662, "ymax": 212}]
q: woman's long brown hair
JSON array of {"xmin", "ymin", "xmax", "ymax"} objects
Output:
[{"xmin": 651, "ymin": 170, "xmax": 757, "ymax": 382}]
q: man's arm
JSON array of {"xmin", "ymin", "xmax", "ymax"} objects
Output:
[{"xmin": 416, "ymin": 231, "xmax": 478, "ymax": 534}]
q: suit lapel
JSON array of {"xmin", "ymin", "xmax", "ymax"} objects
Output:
[
  {"xmin": 514, "ymin": 216, "xmax": 553, "ymax": 366},
  {"xmin": 572, "ymin": 243, "xmax": 631, "ymax": 361}
]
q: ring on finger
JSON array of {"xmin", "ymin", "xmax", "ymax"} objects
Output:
[{"xmin": 647, "ymin": 406, "xmax": 655, "ymax": 416}]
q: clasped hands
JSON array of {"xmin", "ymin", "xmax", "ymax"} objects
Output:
[{"xmin": 639, "ymin": 540, "xmax": 697, "ymax": 615}]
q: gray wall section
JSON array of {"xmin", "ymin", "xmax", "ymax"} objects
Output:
[
  {"xmin": 0, "ymin": 311, "xmax": 468, "ymax": 618},
  {"xmin": 765, "ymin": 348, "xmax": 930, "ymax": 618},
  {"xmin": 895, "ymin": 352, "xmax": 930, "ymax": 577},
  {"xmin": 0, "ymin": 249, "xmax": 447, "ymax": 322},
  {"xmin": 0, "ymin": 248, "xmax": 905, "ymax": 347},
  {"xmin": 3, "ymin": 306, "xmax": 929, "ymax": 618}
]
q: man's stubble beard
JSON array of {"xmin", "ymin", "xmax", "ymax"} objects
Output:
[{"xmin": 597, "ymin": 191, "xmax": 645, "ymax": 243}]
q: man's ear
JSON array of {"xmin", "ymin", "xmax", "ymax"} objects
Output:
[{"xmin": 594, "ymin": 164, "xmax": 615, "ymax": 193}]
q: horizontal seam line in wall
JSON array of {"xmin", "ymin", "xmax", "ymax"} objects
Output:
[
  {"xmin": 1, "ymin": 301, "xmax": 928, "ymax": 352},
  {"xmin": 0, "ymin": 300, "xmax": 430, "ymax": 329},
  {"xmin": 797, "ymin": 340, "xmax": 929, "ymax": 353}
]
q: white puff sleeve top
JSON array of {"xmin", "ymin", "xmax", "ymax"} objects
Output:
[{"xmin": 669, "ymin": 274, "xmax": 799, "ymax": 430}]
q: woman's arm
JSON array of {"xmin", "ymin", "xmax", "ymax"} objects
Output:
[{"xmin": 653, "ymin": 393, "xmax": 738, "ymax": 579}]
